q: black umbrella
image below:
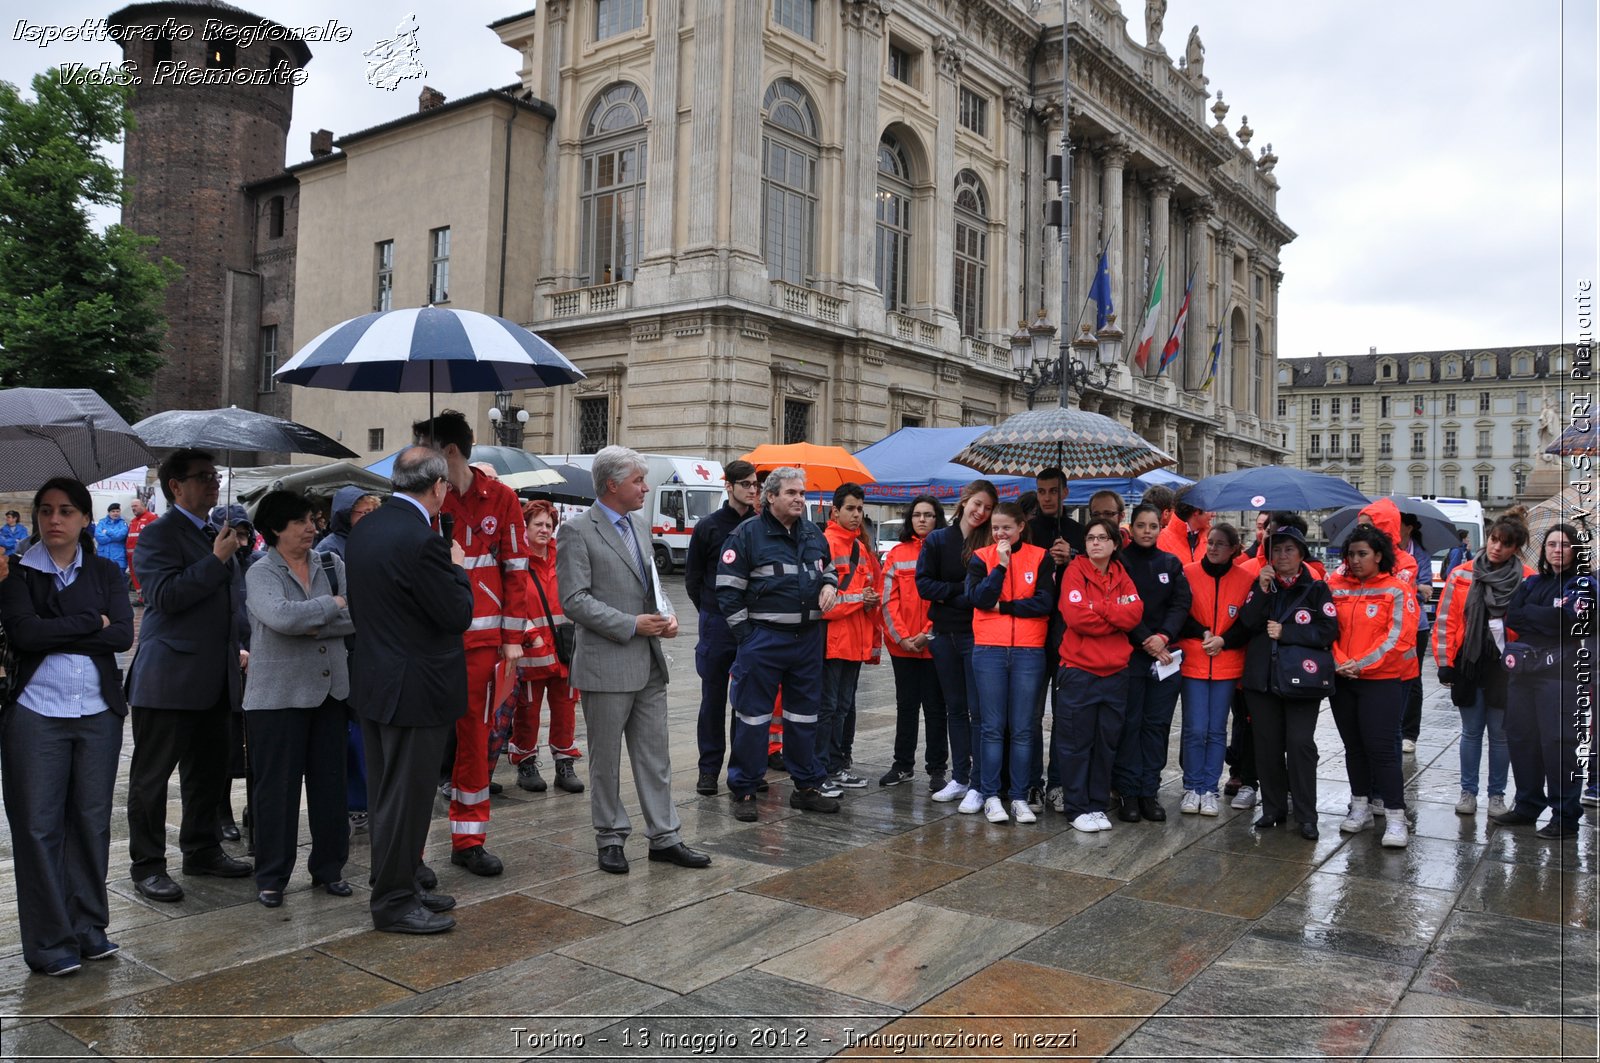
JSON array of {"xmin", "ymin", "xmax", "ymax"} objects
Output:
[
  {"xmin": 1322, "ymin": 496, "xmax": 1459, "ymax": 553},
  {"xmin": 0, "ymin": 387, "xmax": 159, "ymax": 491},
  {"xmin": 519, "ymin": 463, "xmax": 596, "ymax": 505},
  {"xmin": 133, "ymin": 406, "xmax": 357, "ymax": 459}
]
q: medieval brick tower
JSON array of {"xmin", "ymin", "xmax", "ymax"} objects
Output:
[{"xmin": 110, "ymin": 0, "xmax": 310, "ymax": 416}]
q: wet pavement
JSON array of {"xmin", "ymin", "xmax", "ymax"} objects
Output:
[{"xmin": 1, "ymin": 580, "xmax": 1596, "ymax": 1061}]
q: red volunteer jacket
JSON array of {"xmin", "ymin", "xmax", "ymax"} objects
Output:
[{"xmin": 1057, "ymin": 555, "xmax": 1143, "ymax": 676}]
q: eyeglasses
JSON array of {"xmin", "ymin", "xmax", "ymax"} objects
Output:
[
  {"xmin": 180, "ymin": 472, "xmax": 221, "ymax": 485},
  {"xmin": 1084, "ymin": 534, "xmax": 1116, "ymax": 543},
  {"xmin": 731, "ymin": 479, "xmax": 759, "ymax": 489}
]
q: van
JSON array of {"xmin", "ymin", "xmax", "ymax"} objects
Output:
[
  {"xmin": 1409, "ymin": 495, "xmax": 1485, "ymax": 601},
  {"xmin": 540, "ymin": 453, "xmax": 726, "ymax": 573}
]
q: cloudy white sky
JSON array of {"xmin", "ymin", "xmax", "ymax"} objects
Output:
[{"xmin": 3, "ymin": 0, "xmax": 1595, "ymax": 360}]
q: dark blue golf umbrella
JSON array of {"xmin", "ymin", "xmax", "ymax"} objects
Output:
[{"xmin": 1183, "ymin": 466, "xmax": 1369, "ymax": 513}]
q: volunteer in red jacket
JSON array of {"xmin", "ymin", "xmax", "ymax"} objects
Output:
[
  {"xmin": 414, "ymin": 411, "xmax": 533, "ymax": 877},
  {"xmin": 966, "ymin": 502, "xmax": 1055, "ymax": 824},
  {"xmin": 1057, "ymin": 517, "xmax": 1143, "ymax": 832},
  {"xmin": 879, "ymin": 495, "xmax": 946, "ymax": 788},
  {"xmin": 817, "ymin": 483, "xmax": 881, "ymax": 790},
  {"xmin": 1175, "ymin": 522, "xmax": 1253, "ymax": 816},
  {"xmin": 1329, "ymin": 524, "xmax": 1419, "ymax": 848},
  {"xmin": 508, "ymin": 500, "xmax": 584, "ymax": 795}
]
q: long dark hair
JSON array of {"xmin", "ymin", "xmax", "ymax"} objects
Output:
[
  {"xmin": 899, "ymin": 494, "xmax": 946, "ymax": 541},
  {"xmin": 956, "ymin": 479, "xmax": 997, "ymax": 561},
  {"xmin": 29, "ymin": 477, "xmax": 97, "ymax": 558},
  {"xmin": 1538, "ymin": 522, "xmax": 1580, "ymax": 578}
]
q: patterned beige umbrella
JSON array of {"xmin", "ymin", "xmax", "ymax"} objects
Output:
[
  {"xmin": 952, "ymin": 407, "xmax": 1174, "ymax": 479},
  {"xmin": 1520, "ymin": 484, "xmax": 1596, "ymax": 568}
]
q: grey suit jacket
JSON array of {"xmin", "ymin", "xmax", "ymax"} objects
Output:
[{"xmin": 556, "ymin": 506, "xmax": 669, "ymax": 693}]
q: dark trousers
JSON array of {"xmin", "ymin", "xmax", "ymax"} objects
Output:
[
  {"xmin": 247, "ymin": 701, "xmax": 349, "ymax": 892},
  {"xmin": 694, "ymin": 609, "xmax": 739, "ymax": 775},
  {"xmin": 1029, "ymin": 668, "xmax": 1061, "ymax": 792},
  {"xmin": 728, "ymin": 625, "xmax": 826, "ymax": 794},
  {"xmin": 889, "ymin": 654, "xmax": 947, "ymax": 775},
  {"xmin": 1113, "ymin": 662, "xmax": 1182, "ymax": 798},
  {"xmin": 1226, "ymin": 689, "xmax": 1257, "ymax": 786},
  {"xmin": 346, "ymin": 711, "xmax": 368, "ymax": 812},
  {"xmin": 1507, "ymin": 675, "xmax": 1585, "ymax": 827},
  {"xmin": 818, "ymin": 659, "xmax": 862, "ymax": 775},
  {"xmin": 929, "ymin": 630, "xmax": 978, "ymax": 787},
  {"xmin": 362, "ymin": 717, "xmax": 452, "ymax": 928},
  {"xmin": 1330, "ymin": 678, "xmax": 1405, "ymax": 810},
  {"xmin": 127, "ymin": 699, "xmax": 232, "ymax": 879},
  {"xmin": 0, "ymin": 704, "xmax": 122, "ymax": 972},
  {"xmin": 1402, "ymin": 672, "xmax": 1424, "ymax": 742},
  {"xmin": 1245, "ymin": 690, "xmax": 1321, "ymax": 825},
  {"xmin": 1054, "ymin": 666, "xmax": 1129, "ymax": 817}
]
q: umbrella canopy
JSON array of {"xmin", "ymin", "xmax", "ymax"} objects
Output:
[
  {"xmin": 1546, "ymin": 420, "xmax": 1597, "ymax": 456},
  {"xmin": 275, "ymin": 306, "xmax": 585, "ymax": 394},
  {"xmin": 230, "ymin": 462, "xmax": 394, "ymax": 518},
  {"xmin": 1182, "ymin": 466, "xmax": 1369, "ymax": 513},
  {"xmin": 1520, "ymin": 484, "xmax": 1597, "ymax": 568},
  {"xmin": 1322, "ymin": 496, "xmax": 1459, "ymax": 553},
  {"xmin": 740, "ymin": 442, "xmax": 875, "ymax": 493},
  {"xmin": 133, "ymin": 405, "xmax": 356, "ymax": 459},
  {"xmin": 466, "ymin": 445, "xmax": 563, "ymax": 489},
  {"xmin": 0, "ymin": 387, "xmax": 159, "ymax": 491},
  {"xmin": 951, "ymin": 407, "xmax": 1174, "ymax": 479},
  {"xmin": 849, "ymin": 426, "xmax": 1031, "ymax": 503},
  {"xmin": 519, "ymin": 463, "xmax": 597, "ymax": 505}
]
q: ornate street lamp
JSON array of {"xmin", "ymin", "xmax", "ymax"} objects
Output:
[
  {"xmin": 487, "ymin": 389, "xmax": 529, "ymax": 447},
  {"xmin": 1013, "ymin": 310, "xmax": 1117, "ymax": 409}
]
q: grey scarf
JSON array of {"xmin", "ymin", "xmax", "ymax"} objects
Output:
[{"xmin": 1458, "ymin": 548, "xmax": 1523, "ymax": 669}]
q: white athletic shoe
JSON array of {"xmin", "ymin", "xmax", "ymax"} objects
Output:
[
  {"xmin": 1071, "ymin": 812, "xmax": 1102, "ymax": 833},
  {"xmin": 1487, "ymin": 794, "xmax": 1510, "ymax": 817},
  {"xmin": 1455, "ymin": 791, "xmax": 1477, "ymax": 815},
  {"xmin": 931, "ymin": 779, "xmax": 968, "ymax": 802},
  {"xmin": 1092, "ymin": 811, "xmax": 1114, "ymax": 831},
  {"xmin": 1180, "ymin": 790, "xmax": 1201, "ymax": 814},
  {"xmin": 983, "ymin": 796, "xmax": 1009, "ymax": 823},
  {"xmin": 1381, "ymin": 808, "xmax": 1410, "ymax": 848},
  {"xmin": 958, "ymin": 789, "xmax": 984, "ymax": 814},
  {"xmin": 1010, "ymin": 800, "xmax": 1038, "ymax": 824},
  {"xmin": 1401, "ymin": 738, "xmax": 1417, "ymax": 754},
  {"xmin": 1341, "ymin": 797, "xmax": 1374, "ymax": 833},
  {"xmin": 1231, "ymin": 786, "xmax": 1257, "ymax": 810},
  {"xmin": 1199, "ymin": 792, "xmax": 1220, "ymax": 816}
]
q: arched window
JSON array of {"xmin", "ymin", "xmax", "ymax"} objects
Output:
[
  {"xmin": 579, "ymin": 83, "xmax": 648, "ymax": 285},
  {"xmin": 761, "ymin": 79, "xmax": 819, "ymax": 286},
  {"xmin": 952, "ymin": 169, "xmax": 987, "ymax": 337},
  {"xmin": 875, "ymin": 132, "xmax": 912, "ymax": 311}
]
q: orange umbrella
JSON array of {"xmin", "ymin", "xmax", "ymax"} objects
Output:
[{"xmin": 739, "ymin": 442, "xmax": 875, "ymax": 493}]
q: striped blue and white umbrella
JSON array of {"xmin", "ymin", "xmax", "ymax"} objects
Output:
[{"xmin": 275, "ymin": 307, "xmax": 584, "ymax": 394}]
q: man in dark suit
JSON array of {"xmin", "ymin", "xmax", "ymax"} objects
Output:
[
  {"xmin": 126, "ymin": 449, "xmax": 253, "ymax": 902},
  {"xmin": 346, "ymin": 446, "xmax": 474, "ymax": 934}
]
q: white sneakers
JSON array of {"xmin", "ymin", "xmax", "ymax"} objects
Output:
[
  {"xmin": 1456, "ymin": 791, "xmax": 1477, "ymax": 815},
  {"xmin": 983, "ymin": 796, "xmax": 1009, "ymax": 823},
  {"xmin": 957, "ymin": 789, "xmax": 984, "ymax": 814},
  {"xmin": 1010, "ymin": 800, "xmax": 1038, "ymax": 824},
  {"xmin": 1341, "ymin": 797, "xmax": 1374, "ymax": 833},
  {"xmin": 931, "ymin": 779, "xmax": 968, "ymax": 803},
  {"xmin": 1401, "ymin": 738, "xmax": 1417, "ymax": 754},
  {"xmin": 1071, "ymin": 812, "xmax": 1101, "ymax": 832},
  {"xmin": 1092, "ymin": 811, "xmax": 1113, "ymax": 830},
  {"xmin": 1199, "ymin": 792, "xmax": 1220, "ymax": 816},
  {"xmin": 1230, "ymin": 786, "xmax": 1257, "ymax": 810},
  {"xmin": 1180, "ymin": 790, "xmax": 1201, "ymax": 814},
  {"xmin": 1381, "ymin": 808, "xmax": 1410, "ymax": 848},
  {"xmin": 1487, "ymin": 794, "xmax": 1510, "ymax": 817}
]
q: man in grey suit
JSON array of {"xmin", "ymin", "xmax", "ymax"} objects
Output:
[{"xmin": 557, "ymin": 446, "xmax": 711, "ymax": 874}]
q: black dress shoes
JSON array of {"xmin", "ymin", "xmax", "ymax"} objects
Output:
[
  {"xmin": 733, "ymin": 794, "xmax": 759, "ymax": 822},
  {"xmin": 1138, "ymin": 797, "xmax": 1167, "ymax": 822},
  {"xmin": 182, "ymin": 851, "xmax": 252, "ymax": 878},
  {"xmin": 379, "ymin": 907, "xmax": 455, "ymax": 935},
  {"xmin": 696, "ymin": 773, "xmax": 719, "ymax": 796},
  {"xmin": 1253, "ymin": 815, "xmax": 1284, "ymax": 830},
  {"xmin": 449, "ymin": 845, "xmax": 504, "ymax": 877},
  {"xmin": 257, "ymin": 889, "xmax": 283, "ymax": 908},
  {"xmin": 418, "ymin": 890, "xmax": 456, "ymax": 913},
  {"xmin": 647, "ymin": 842, "xmax": 712, "ymax": 868},
  {"xmin": 1491, "ymin": 809, "xmax": 1539, "ymax": 827},
  {"xmin": 317, "ymin": 879, "xmax": 354, "ymax": 897},
  {"xmin": 134, "ymin": 873, "xmax": 184, "ymax": 902},
  {"xmin": 1116, "ymin": 797, "xmax": 1142, "ymax": 823},
  {"xmin": 1299, "ymin": 821, "xmax": 1320, "ymax": 840},
  {"xmin": 1537, "ymin": 820, "xmax": 1579, "ymax": 839},
  {"xmin": 415, "ymin": 863, "xmax": 439, "ymax": 891},
  {"xmin": 598, "ymin": 844, "xmax": 629, "ymax": 874}
]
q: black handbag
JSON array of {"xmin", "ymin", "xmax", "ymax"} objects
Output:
[
  {"xmin": 1268, "ymin": 584, "xmax": 1336, "ymax": 696},
  {"xmin": 530, "ymin": 571, "xmax": 574, "ymax": 665}
]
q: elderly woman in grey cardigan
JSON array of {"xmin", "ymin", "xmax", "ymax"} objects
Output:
[{"xmin": 245, "ymin": 491, "xmax": 356, "ymax": 908}]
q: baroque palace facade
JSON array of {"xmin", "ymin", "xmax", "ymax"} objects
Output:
[{"xmin": 286, "ymin": 0, "xmax": 1294, "ymax": 474}]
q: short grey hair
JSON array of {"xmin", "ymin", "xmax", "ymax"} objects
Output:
[
  {"xmin": 763, "ymin": 466, "xmax": 806, "ymax": 501},
  {"xmin": 392, "ymin": 446, "xmax": 448, "ymax": 494},
  {"xmin": 592, "ymin": 445, "xmax": 648, "ymax": 497}
]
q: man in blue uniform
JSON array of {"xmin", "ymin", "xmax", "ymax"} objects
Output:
[
  {"xmin": 684, "ymin": 460, "xmax": 759, "ymax": 795},
  {"xmin": 716, "ymin": 467, "xmax": 840, "ymax": 821}
]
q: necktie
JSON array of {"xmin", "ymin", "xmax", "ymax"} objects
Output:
[
  {"xmin": 203, "ymin": 523, "xmax": 219, "ymax": 543},
  {"xmin": 617, "ymin": 516, "xmax": 650, "ymax": 586}
]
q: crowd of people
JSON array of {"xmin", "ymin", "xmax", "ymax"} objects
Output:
[{"xmin": 0, "ymin": 439, "xmax": 1593, "ymax": 976}]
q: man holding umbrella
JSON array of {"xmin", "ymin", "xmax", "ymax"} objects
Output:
[{"xmin": 413, "ymin": 410, "xmax": 533, "ymax": 877}]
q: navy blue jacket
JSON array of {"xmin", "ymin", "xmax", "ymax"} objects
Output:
[
  {"xmin": 714, "ymin": 509, "xmax": 835, "ymax": 641},
  {"xmin": 916, "ymin": 525, "xmax": 975, "ymax": 635},
  {"xmin": 1233, "ymin": 566, "xmax": 1338, "ymax": 695},
  {"xmin": 1120, "ymin": 541, "xmax": 1193, "ymax": 661},
  {"xmin": 685, "ymin": 500, "xmax": 752, "ymax": 613},
  {"xmin": 1508, "ymin": 569, "xmax": 1595, "ymax": 687}
]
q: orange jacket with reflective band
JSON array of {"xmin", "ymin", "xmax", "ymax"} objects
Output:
[
  {"xmin": 518, "ymin": 544, "xmax": 570, "ymax": 680},
  {"xmin": 1328, "ymin": 568, "xmax": 1418, "ymax": 680},
  {"xmin": 1057, "ymin": 555, "xmax": 1143, "ymax": 675},
  {"xmin": 1177, "ymin": 559, "xmax": 1254, "ymax": 680},
  {"xmin": 1430, "ymin": 559, "xmax": 1535, "ymax": 670},
  {"xmin": 882, "ymin": 537, "xmax": 933, "ymax": 659},
  {"xmin": 1346, "ymin": 498, "xmax": 1420, "ymax": 675},
  {"xmin": 970, "ymin": 542, "xmax": 1052, "ymax": 648},
  {"xmin": 440, "ymin": 468, "xmax": 533, "ymax": 651},
  {"xmin": 1157, "ymin": 514, "xmax": 1205, "ymax": 565},
  {"xmin": 823, "ymin": 521, "xmax": 882, "ymax": 661}
]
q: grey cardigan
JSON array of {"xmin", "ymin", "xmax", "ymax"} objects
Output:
[{"xmin": 243, "ymin": 548, "xmax": 355, "ymax": 711}]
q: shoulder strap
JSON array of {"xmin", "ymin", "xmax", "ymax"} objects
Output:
[
  {"xmin": 843, "ymin": 539, "xmax": 862, "ymax": 589},
  {"xmin": 318, "ymin": 551, "xmax": 339, "ymax": 596},
  {"xmin": 529, "ymin": 565, "xmax": 557, "ymax": 627}
]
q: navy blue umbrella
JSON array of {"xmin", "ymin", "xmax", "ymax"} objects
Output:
[{"xmin": 1183, "ymin": 467, "xmax": 1369, "ymax": 513}]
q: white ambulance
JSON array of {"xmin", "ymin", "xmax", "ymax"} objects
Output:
[{"xmin": 541, "ymin": 453, "xmax": 726, "ymax": 573}]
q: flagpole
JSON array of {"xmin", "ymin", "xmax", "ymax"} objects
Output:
[
  {"xmin": 1057, "ymin": 0, "xmax": 1073, "ymax": 410},
  {"xmin": 1075, "ymin": 225, "xmax": 1117, "ymax": 338}
]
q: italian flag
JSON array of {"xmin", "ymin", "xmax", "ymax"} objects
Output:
[{"xmin": 1131, "ymin": 261, "xmax": 1165, "ymax": 370}]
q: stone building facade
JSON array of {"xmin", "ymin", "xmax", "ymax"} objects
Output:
[
  {"xmin": 1278, "ymin": 345, "xmax": 1578, "ymax": 512},
  {"xmin": 285, "ymin": 0, "xmax": 1295, "ymax": 474}
]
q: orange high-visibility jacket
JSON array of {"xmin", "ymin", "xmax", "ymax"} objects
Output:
[
  {"xmin": 1177, "ymin": 558, "xmax": 1254, "ymax": 680},
  {"xmin": 1157, "ymin": 514, "xmax": 1205, "ymax": 565},
  {"xmin": 1430, "ymin": 559, "xmax": 1535, "ymax": 670},
  {"xmin": 1328, "ymin": 567, "xmax": 1418, "ymax": 680},
  {"xmin": 823, "ymin": 521, "xmax": 882, "ymax": 662},
  {"xmin": 882, "ymin": 537, "xmax": 933, "ymax": 659},
  {"xmin": 968, "ymin": 542, "xmax": 1053, "ymax": 648}
]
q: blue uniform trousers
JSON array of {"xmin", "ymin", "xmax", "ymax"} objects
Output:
[
  {"xmin": 728, "ymin": 625, "xmax": 827, "ymax": 795},
  {"xmin": 694, "ymin": 609, "xmax": 740, "ymax": 775}
]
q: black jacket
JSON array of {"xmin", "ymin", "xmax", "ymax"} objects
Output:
[
  {"xmin": 916, "ymin": 525, "xmax": 975, "ymax": 634},
  {"xmin": 714, "ymin": 509, "xmax": 835, "ymax": 641},
  {"xmin": 1507, "ymin": 569, "xmax": 1595, "ymax": 685},
  {"xmin": 1028, "ymin": 509, "xmax": 1086, "ymax": 556},
  {"xmin": 1, "ymin": 552, "xmax": 135, "ymax": 716},
  {"xmin": 684, "ymin": 500, "xmax": 751, "ymax": 613},
  {"xmin": 1233, "ymin": 566, "xmax": 1338, "ymax": 696},
  {"xmin": 1120, "ymin": 541, "xmax": 1192, "ymax": 662}
]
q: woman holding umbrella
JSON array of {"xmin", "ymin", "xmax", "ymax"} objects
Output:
[{"xmin": 1175, "ymin": 523, "xmax": 1254, "ymax": 815}]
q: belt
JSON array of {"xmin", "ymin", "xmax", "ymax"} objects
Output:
[{"xmin": 752, "ymin": 620, "xmax": 811, "ymax": 635}]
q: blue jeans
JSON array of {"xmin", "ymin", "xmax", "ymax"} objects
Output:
[
  {"xmin": 818, "ymin": 659, "xmax": 862, "ymax": 775},
  {"xmin": 1181, "ymin": 677, "xmax": 1235, "ymax": 793},
  {"xmin": 971, "ymin": 645, "xmax": 1044, "ymax": 801},
  {"xmin": 929, "ymin": 630, "xmax": 979, "ymax": 787},
  {"xmin": 1114, "ymin": 661, "xmax": 1182, "ymax": 798},
  {"xmin": 1457, "ymin": 688, "xmax": 1508, "ymax": 797}
]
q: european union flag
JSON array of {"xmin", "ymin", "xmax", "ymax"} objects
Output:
[{"xmin": 1090, "ymin": 251, "xmax": 1114, "ymax": 331}]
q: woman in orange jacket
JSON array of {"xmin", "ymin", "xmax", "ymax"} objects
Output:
[
  {"xmin": 879, "ymin": 495, "xmax": 947, "ymax": 788},
  {"xmin": 1056, "ymin": 517, "xmax": 1144, "ymax": 832},
  {"xmin": 965, "ymin": 503, "xmax": 1055, "ymax": 824},
  {"xmin": 1329, "ymin": 524, "xmax": 1419, "ymax": 848},
  {"xmin": 1175, "ymin": 523, "xmax": 1254, "ymax": 815},
  {"xmin": 508, "ymin": 500, "xmax": 583, "ymax": 794}
]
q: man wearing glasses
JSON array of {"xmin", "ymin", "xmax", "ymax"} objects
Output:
[
  {"xmin": 125, "ymin": 449, "xmax": 253, "ymax": 902},
  {"xmin": 684, "ymin": 460, "xmax": 759, "ymax": 795}
]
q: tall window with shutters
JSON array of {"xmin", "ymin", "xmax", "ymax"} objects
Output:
[
  {"xmin": 952, "ymin": 170, "xmax": 988, "ymax": 337},
  {"xmin": 580, "ymin": 84, "xmax": 648, "ymax": 285},
  {"xmin": 761, "ymin": 80, "xmax": 819, "ymax": 286}
]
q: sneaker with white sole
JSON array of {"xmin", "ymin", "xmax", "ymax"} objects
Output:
[
  {"xmin": 1401, "ymin": 738, "xmax": 1416, "ymax": 754},
  {"xmin": 835, "ymin": 770, "xmax": 869, "ymax": 789},
  {"xmin": 1582, "ymin": 785, "xmax": 1600, "ymax": 807},
  {"xmin": 1455, "ymin": 791, "xmax": 1477, "ymax": 815},
  {"xmin": 1199, "ymin": 792, "xmax": 1220, "ymax": 816},
  {"xmin": 1380, "ymin": 807, "xmax": 1409, "ymax": 848},
  {"xmin": 1071, "ymin": 812, "xmax": 1102, "ymax": 832},
  {"xmin": 1230, "ymin": 786, "xmax": 1257, "ymax": 810},
  {"xmin": 1046, "ymin": 786, "xmax": 1065, "ymax": 813},
  {"xmin": 1180, "ymin": 790, "xmax": 1201, "ymax": 814},
  {"xmin": 983, "ymin": 796, "xmax": 1009, "ymax": 823},
  {"xmin": 817, "ymin": 777, "xmax": 844, "ymax": 799},
  {"xmin": 1027, "ymin": 786, "xmax": 1044, "ymax": 813},
  {"xmin": 1370, "ymin": 796, "xmax": 1386, "ymax": 814},
  {"xmin": 1340, "ymin": 797, "xmax": 1374, "ymax": 833},
  {"xmin": 1010, "ymin": 799, "xmax": 1038, "ymax": 824},
  {"xmin": 958, "ymin": 789, "xmax": 984, "ymax": 814},
  {"xmin": 1092, "ymin": 811, "xmax": 1113, "ymax": 830},
  {"xmin": 932, "ymin": 778, "xmax": 967, "ymax": 802},
  {"xmin": 1488, "ymin": 794, "xmax": 1510, "ymax": 816}
]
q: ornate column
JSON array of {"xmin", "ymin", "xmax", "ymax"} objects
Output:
[
  {"xmin": 1215, "ymin": 230, "xmax": 1237, "ymax": 405},
  {"xmin": 1142, "ymin": 168, "xmax": 1175, "ymax": 378},
  {"xmin": 1182, "ymin": 196, "xmax": 1214, "ymax": 392},
  {"xmin": 1245, "ymin": 248, "xmax": 1262, "ymax": 412},
  {"xmin": 686, "ymin": 0, "xmax": 727, "ymax": 251},
  {"xmin": 1097, "ymin": 135, "xmax": 1129, "ymax": 323},
  {"xmin": 930, "ymin": 35, "xmax": 964, "ymax": 329},
  {"xmin": 1002, "ymin": 86, "xmax": 1031, "ymax": 332},
  {"xmin": 538, "ymin": 0, "xmax": 576, "ymax": 291},
  {"xmin": 838, "ymin": 0, "xmax": 889, "ymax": 297},
  {"xmin": 641, "ymin": 0, "xmax": 680, "ymax": 262},
  {"xmin": 1036, "ymin": 95, "xmax": 1064, "ymax": 339},
  {"xmin": 727, "ymin": 0, "xmax": 764, "ymax": 258}
]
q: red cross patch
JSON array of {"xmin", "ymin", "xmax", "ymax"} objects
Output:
[
  {"xmin": 1366, "ymin": 603, "xmax": 1379, "ymax": 618},
  {"xmin": 722, "ymin": 548, "xmax": 736, "ymax": 564},
  {"xmin": 1301, "ymin": 658, "xmax": 1319, "ymax": 674},
  {"xmin": 480, "ymin": 515, "xmax": 498, "ymax": 537},
  {"xmin": 1294, "ymin": 609, "xmax": 1311, "ymax": 625},
  {"xmin": 1068, "ymin": 589, "xmax": 1083, "ymax": 603},
  {"xmin": 1323, "ymin": 601, "xmax": 1337, "ymax": 618}
]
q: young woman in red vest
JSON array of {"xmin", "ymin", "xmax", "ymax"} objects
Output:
[
  {"xmin": 1176, "ymin": 522, "xmax": 1255, "ymax": 816},
  {"xmin": 1056, "ymin": 517, "xmax": 1144, "ymax": 832},
  {"xmin": 965, "ymin": 502, "xmax": 1054, "ymax": 823},
  {"xmin": 879, "ymin": 495, "xmax": 947, "ymax": 788}
]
